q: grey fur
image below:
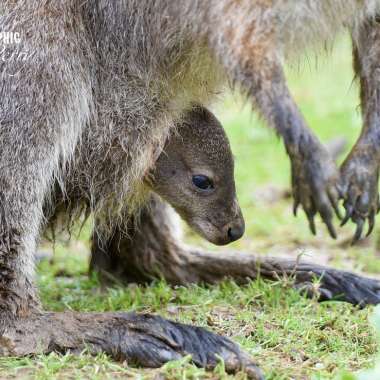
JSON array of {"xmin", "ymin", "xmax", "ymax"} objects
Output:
[{"xmin": 1, "ymin": 1, "xmax": 380, "ymax": 377}]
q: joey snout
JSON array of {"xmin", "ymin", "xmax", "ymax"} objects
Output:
[
  {"xmin": 217, "ymin": 209, "xmax": 245, "ymax": 245},
  {"xmin": 187, "ymin": 204, "xmax": 245, "ymax": 246},
  {"xmin": 226, "ymin": 219, "xmax": 245, "ymax": 242}
]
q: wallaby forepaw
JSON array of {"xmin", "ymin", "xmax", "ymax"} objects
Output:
[{"xmin": 340, "ymin": 147, "xmax": 380, "ymax": 244}]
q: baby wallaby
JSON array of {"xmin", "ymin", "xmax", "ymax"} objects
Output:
[
  {"xmin": 147, "ymin": 105, "xmax": 244, "ymax": 245},
  {"xmin": 48, "ymin": 105, "xmax": 244, "ymax": 247}
]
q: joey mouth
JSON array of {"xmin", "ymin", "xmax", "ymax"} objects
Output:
[{"xmin": 188, "ymin": 214, "xmax": 245, "ymax": 246}]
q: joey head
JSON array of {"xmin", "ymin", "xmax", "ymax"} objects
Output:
[{"xmin": 147, "ymin": 105, "xmax": 244, "ymax": 246}]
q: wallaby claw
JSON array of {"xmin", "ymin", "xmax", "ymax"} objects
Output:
[
  {"xmin": 340, "ymin": 147, "xmax": 380, "ymax": 244},
  {"xmin": 290, "ymin": 143, "xmax": 340, "ymax": 239}
]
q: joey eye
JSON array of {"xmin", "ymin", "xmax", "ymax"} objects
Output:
[{"xmin": 192, "ymin": 175, "xmax": 214, "ymax": 191}]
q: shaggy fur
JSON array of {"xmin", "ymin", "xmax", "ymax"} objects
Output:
[{"xmin": 1, "ymin": 1, "xmax": 380, "ymax": 377}]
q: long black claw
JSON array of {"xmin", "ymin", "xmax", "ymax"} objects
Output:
[
  {"xmin": 293, "ymin": 199, "xmax": 300, "ymax": 217},
  {"xmin": 352, "ymin": 219, "xmax": 364, "ymax": 245},
  {"xmin": 332, "ymin": 203, "xmax": 343, "ymax": 221},
  {"xmin": 317, "ymin": 200, "xmax": 337, "ymax": 239},
  {"xmin": 367, "ymin": 211, "xmax": 376, "ymax": 237},
  {"xmin": 328, "ymin": 188, "xmax": 343, "ymax": 220},
  {"xmin": 306, "ymin": 213, "xmax": 316, "ymax": 235},
  {"xmin": 325, "ymin": 218, "xmax": 337, "ymax": 239},
  {"xmin": 341, "ymin": 205, "xmax": 353, "ymax": 227},
  {"xmin": 309, "ymin": 220, "xmax": 316, "ymax": 235}
]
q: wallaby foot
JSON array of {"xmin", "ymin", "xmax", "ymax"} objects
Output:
[
  {"xmin": 161, "ymin": 250, "xmax": 380, "ymax": 307},
  {"xmin": 0, "ymin": 311, "xmax": 263, "ymax": 379},
  {"xmin": 253, "ymin": 258, "xmax": 380, "ymax": 307}
]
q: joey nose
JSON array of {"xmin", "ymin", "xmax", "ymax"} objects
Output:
[{"xmin": 227, "ymin": 224, "xmax": 244, "ymax": 242}]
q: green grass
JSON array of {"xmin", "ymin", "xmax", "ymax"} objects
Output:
[{"xmin": 2, "ymin": 37, "xmax": 380, "ymax": 379}]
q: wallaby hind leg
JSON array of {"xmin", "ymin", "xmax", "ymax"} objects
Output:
[
  {"xmin": 0, "ymin": 3, "xmax": 92, "ymax": 329},
  {"xmin": 90, "ymin": 196, "xmax": 380, "ymax": 307},
  {"xmin": 1, "ymin": 311, "xmax": 263, "ymax": 379}
]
